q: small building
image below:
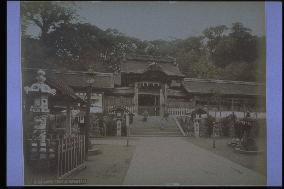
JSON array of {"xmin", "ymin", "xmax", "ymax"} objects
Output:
[{"xmin": 22, "ymin": 69, "xmax": 86, "ymax": 137}]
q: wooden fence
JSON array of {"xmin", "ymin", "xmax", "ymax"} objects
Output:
[
  {"xmin": 25, "ymin": 135, "xmax": 86, "ymax": 184},
  {"xmin": 167, "ymin": 107, "xmax": 193, "ymax": 116},
  {"xmin": 57, "ymin": 135, "xmax": 86, "ymax": 179}
]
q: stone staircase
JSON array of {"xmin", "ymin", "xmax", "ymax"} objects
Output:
[{"xmin": 130, "ymin": 115, "xmax": 183, "ymax": 137}]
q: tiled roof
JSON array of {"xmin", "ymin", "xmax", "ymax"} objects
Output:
[
  {"xmin": 22, "ymin": 69, "xmax": 84, "ymax": 102},
  {"xmin": 53, "ymin": 71, "xmax": 114, "ymax": 89},
  {"xmin": 167, "ymin": 89, "xmax": 188, "ymax": 97},
  {"xmin": 121, "ymin": 60, "xmax": 184, "ymax": 77},
  {"xmin": 126, "ymin": 54, "xmax": 176, "ymax": 63},
  {"xmin": 183, "ymin": 78, "xmax": 265, "ymax": 96},
  {"xmin": 23, "ymin": 68, "xmax": 114, "ymax": 89},
  {"xmin": 110, "ymin": 87, "xmax": 134, "ymax": 95}
]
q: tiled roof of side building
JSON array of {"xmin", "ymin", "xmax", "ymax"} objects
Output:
[
  {"xmin": 182, "ymin": 78, "xmax": 266, "ymax": 96},
  {"xmin": 23, "ymin": 68, "xmax": 115, "ymax": 89},
  {"xmin": 22, "ymin": 68, "xmax": 84, "ymax": 102},
  {"xmin": 53, "ymin": 71, "xmax": 114, "ymax": 89}
]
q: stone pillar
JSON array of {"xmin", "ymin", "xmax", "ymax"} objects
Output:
[
  {"xmin": 194, "ymin": 119, "xmax": 200, "ymax": 138},
  {"xmin": 134, "ymin": 82, "xmax": 139, "ymax": 114},
  {"xmin": 24, "ymin": 69, "xmax": 56, "ymax": 160}
]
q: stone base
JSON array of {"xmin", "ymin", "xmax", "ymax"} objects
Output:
[
  {"xmin": 234, "ymin": 147, "xmax": 264, "ymax": 155},
  {"xmin": 88, "ymin": 147, "xmax": 102, "ymax": 156}
]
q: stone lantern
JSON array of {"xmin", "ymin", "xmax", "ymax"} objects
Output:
[{"xmin": 24, "ymin": 69, "xmax": 56, "ymax": 160}]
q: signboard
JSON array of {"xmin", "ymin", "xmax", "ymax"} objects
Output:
[
  {"xmin": 90, "ymin": 105, "xmax": 102, "ymax": 113},
  {"xmin": 76, "ymin": 92, "xmax": 103, "ymax": 113},
  {"xmin": 90, "ymin": 93, "xmax": 103, "ymax": 113}
]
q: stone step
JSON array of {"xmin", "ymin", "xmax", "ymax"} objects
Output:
[
  {"xmin": 131, "ymin": 128, "xmax": 179, "ymax": 131},
  {"xmin": 130, "ymin": 132, "xmax": 182, "ymax": 136},
  {"xmin": 131, "ymin": 124, "xmax": 177, "ymax": 127},
  {"xmin": 131, "ymin": 130, "xmax": 180, "ymax": 134},
  {"xmin": 131, "ymin": 116, "xmax": 182, "ymax": 136},
  {"xmin": 131, "ymin": 127, "xmax": 179, "ymax": 131},
  {"xmin": 130, "ymin": 134, "xmax": 183, "ymax": 137}
]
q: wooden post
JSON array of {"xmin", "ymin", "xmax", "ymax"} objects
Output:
[
  {"xmin": 66, "ymin": 105, "xmax": 71, "ymax": 135},
  {"xmin": 57, "ymin": 140, "xmax": 60, "ymax": 178},
  {"xmin": 134, "ymin": 82, "xmax": 139, "ymax": 114},
  {"xmin": 164, "ymin": 84, "xmax": 168, "ymax": 115},
  {"xmin": 160, "ymin": 84, "xmax": 165, "ymax": 117},
  {"xmin": 85, "ymin": 86, "xmax": 91, "ymax": 160},
  {"xmin": 126, "ymin": 114, "xmax": 130, "ymax": 146}
]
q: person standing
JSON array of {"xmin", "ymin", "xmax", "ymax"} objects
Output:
[
  {"xmin": 143, "ymin": 110, "xmax": 149, "ymax": 122},
  {"xmin": 160, "ymin": 116, "xmax": 165, "ymax": 130}
]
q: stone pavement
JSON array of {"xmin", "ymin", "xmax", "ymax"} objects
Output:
[
  {"xmin": 122, "ymin": 137, "xmax": 266, "ymax": 186},
  {"xmin": 130, "ymin": 116, "xmax": 182, "ymax": 136}
]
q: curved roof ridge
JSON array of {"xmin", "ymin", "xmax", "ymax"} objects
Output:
[
  {"xmin": 125, "ymin": 54, "xmax": 176, "ymax": 64},
  {"xmin": 183, "ymin": 77, "xmax": 265, "ymax": 86},
  {"xmin": 22, "ymin": 67, "xmax": 113, "ymax": 76}
]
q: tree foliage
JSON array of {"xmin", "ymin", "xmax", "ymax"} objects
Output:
[
  {"xmin": 21, "ymin": 2, "xmax": 265, "ymax": 82},
  {"xmin": 21, "ymin": 2, "xmax": 78, "ymax": 40}
]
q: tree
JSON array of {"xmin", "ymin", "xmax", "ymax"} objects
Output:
[
  {"xmin": 21, "ymin": 2, "xmax": 78, "ymax": 40},
  {"xmin": 45, "ymin": 23, "xmax": 142, "ymax": 72},
  {"xmin": 45, "ymin": 22, "xmax": 107, "ymax": 70},
  {"xmin": 176, "ymin": 36, "xmax": 204, "ymax": 77},
  {"xmin": 212, "ymin": 36, "xmax": 235, "ymax": 67},
  {"xmin": 21, "ymin": 37, "xmax": 59, "ymax": 69},
  {"xmin": 202, "ymin": 25, "xmax": 228, "ymax": 62},
  {"xmin": 222, "ymin": 62, "xmax": 256, "ymax": 81},
  {"xmin": 228, "ymin": 22, "xmax": 258, "ymax": 63},
  {"xmin": 253, "ymin": 36, "xmax": 266, "ymax": 82}
]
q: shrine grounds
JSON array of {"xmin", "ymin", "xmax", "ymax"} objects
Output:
[
  {"xmin": 186, "ymin": 137, "xmax": 266, "ymax": 176},
  {"xmin": 71, "ymin": 142, "xmax": 136, "ymax": 185},
  {"xmin": 69, "ymin": 136, "xmax": 266, "ymax": 185}
]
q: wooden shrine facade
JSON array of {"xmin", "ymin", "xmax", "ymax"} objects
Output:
[{"xmin": 23, "ymin": 55, "xmax": 266, "ymax": 118}]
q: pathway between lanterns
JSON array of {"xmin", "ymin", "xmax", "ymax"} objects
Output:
[{"xmin": 122, "ymin": 137, "xmax": 266, "ymax": 186}]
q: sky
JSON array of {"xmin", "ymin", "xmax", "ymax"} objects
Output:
[{"xmin": 26, "ymin": 1, "xmax": 266, "ymax": 41}]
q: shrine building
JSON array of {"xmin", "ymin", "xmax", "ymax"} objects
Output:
[{"xmin": 23, "ymin": 54, "xmax": 266, "ymax": 119}]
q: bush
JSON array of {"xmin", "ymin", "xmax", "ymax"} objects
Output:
[{"xmin": 220, "ymin": 116, "xmax": 235, "ymax": 137}]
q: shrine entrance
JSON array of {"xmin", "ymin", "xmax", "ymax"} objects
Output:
[
  {"xmin": 138, "ymin": 94, "xmax": 160, "ymax": 116},
  {"xmin": 133, "ymin": 65, "xmax": 170, "ymax": 117}
]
